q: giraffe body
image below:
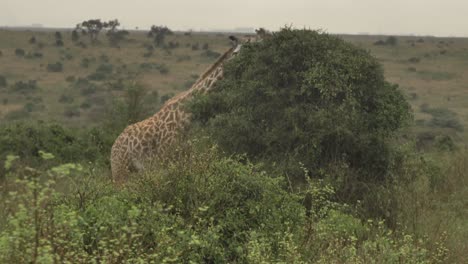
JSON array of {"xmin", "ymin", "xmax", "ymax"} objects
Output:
[{"xmin": 111, "ymin": 44, "xmax": 238, "ymax": 184}]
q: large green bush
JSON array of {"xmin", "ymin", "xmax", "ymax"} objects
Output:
[
  {"xmin": 0, "ymin": 143, "xmax": 443, "ymax": 263},
  {"xmin": 190, "ymin": 28, "xmax": 411, "ymax": 185},
  {"xmin": 0, "ymin": 122, "xmax": 112, "ymax": 170}
]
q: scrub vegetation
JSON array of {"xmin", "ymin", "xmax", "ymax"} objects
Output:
[{"xmin": 0, "ymin": 25, "xmax": 467, "ymax": 263}]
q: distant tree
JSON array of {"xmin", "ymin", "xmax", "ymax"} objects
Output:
[
  {"xmin": 55, "ymin": 31, "xmax": 62, "ymax": 40},
  {"xmin": 78, "ymin": 19, "xmax": 105, "ymax": 43},
  {"xmin": 255, "ymin": 27, "xmax": 271, "ymax": 39},
  {"xmin": 71, "ymin": 30, "xmax": 80, "ymax": 42},
  {"xmin": 148, "ymin": 25, "xmax": 173, "ymax": 46},
  {"xmin": 55, "ymin": 39, "xmax": 64, "ymax": 47},
  {"xmin": 29, "ymin": 36, "xmax": 36, "ymax": 44},
  {"xmin": 0, "ymin": 75, "xmax": 7, "ymax": 87},
  {"xmin": 15, "ymin": 49, "xmax": 25, "ymax": 57},
  {"xmin": 105, "ymin": 19, "xmax": 129, "ymax": 46},
  {"xmin": 385, "ymin": 36, "xmax": 398, "ymax": 46},
  {"xmin": 51, "ymin": 31, "xmax": 64, "ymax": 46}
]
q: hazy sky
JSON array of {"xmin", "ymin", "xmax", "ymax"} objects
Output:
[{"xmin": 1, "ymin": 0, "xmax": 468, "ymax": 36}]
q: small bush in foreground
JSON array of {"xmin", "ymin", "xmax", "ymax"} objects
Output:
[{"xmin": 0, "ymin": 144, "xmax": 445, "ymax": 263}]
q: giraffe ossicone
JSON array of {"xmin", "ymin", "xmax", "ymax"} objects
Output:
[{"xmin": 110, "ymin": 37, "xmax": 246, "ymax": 184}]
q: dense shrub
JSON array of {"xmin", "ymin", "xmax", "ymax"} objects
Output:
[
  {"xmin": 73, "ymin": 78, "xmax": 98, "ymax": 95},
  {"xmin": 29, "ymin": 36, "xmax": 36, "ymax": 44},
  {"xmin": 408, "ymin": 57, "xmax": 421, "ymax": 63},
  {"xmin": 189, "ymin": 28, "xmax": 411, "ymax": 215},
  {"xmin": 80, "ymin": 101, "xmax": 92, "ymax": 109},
  {"xmin": 80, "ymin": 57, "xmax": 94, "ymax": 68},
  {"xmin": 99, "ymin": 54, "xmax": 109, "ymax": 62},
  {"xmin": 15, "ymin": 48, "xmax": 25, "ymax": 57},
  {"xmin": 71, "ymin": 30, "xmax": 80, "ymax": 42},
  {"xmin": 177, "ymin": 55, "xmax": 191, "ymax": 62},
  {"xmin": 55, "ymin": 39, "xmax": 64, "ymax": 47},
  {"xmin": 385, "ymin": 36, "xmax": 398, "ymax": 46},
  {"xmin": 421, "ymin": 105, "xmax": 463, "ymax": 131},
  {"xmin": 374, "ymin": 36, "xmax": 398, "ymax": 46},
  {"xmin": 0, "ymin": 143, "xmax": 444, "ymax": 263},
  {"xmin": 0, "ymin": 75, "xmax": 7, "ymax": 87},
  {"xmin": 47, "ymin": 62, "xmax": 63, "ymax": 72},
  {"xmin": 65, "ymin": 75, "xmax": 76, "ymax": 82},
  {"xmin": 87, "ymin": 63, "xmax": 113, "ymax": 81},
  {"xmin": 168, "ymin": 41, "xmax": 179, "ymax": 49},
  {"xmin": 64, "ymin": 106, "xmax": 80, "ymax": 117},
  {"xmin": 4, "ymin": 109, "xmax": 30, "ymax": 120},
  {"xmin": 160, "ymin": 92, "xmax": 174, "ymax": 104},
  {"xmin": 0, "ymin": 122, "xmax": 112, "ymax": 167},
  {"xmin": 23, "ymin": 102, "xmax": 44, "ymax": 112},
  {"xmin": 58, "ymin": 94, "xmax": 74, "ymax": 103},
  {"xmin": 11, "ymin": 80, "xmax": 38, "ymax": 93},
  {"xmin": 191, "ymin": 42, "xmax": 200, "ymax": 50}
]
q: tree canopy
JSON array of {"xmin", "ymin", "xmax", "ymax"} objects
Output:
[{"xmin": 190, "ymin": 28, "xmax": 411, "ymax": 184}]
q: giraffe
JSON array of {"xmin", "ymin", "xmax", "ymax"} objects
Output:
[{"xmin": 110, "ymin": 36, "xmax": 244, "ymax": 184}]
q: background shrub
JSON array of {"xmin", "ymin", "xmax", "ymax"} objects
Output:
[
  {"xmin": 15, "ymin": 48, "xmax": 25, "ymax": 57},
  {"xmin": 47, "ymin": 62, "xmax": 64, "ymax": 72},
  {"xmin": 11, "ymin": 80, "xmax": 38, "ymax": 93},
  {"xmin": 0, "ymin": 75, "xmax": 7, "ymax": 87},
  {"xmin": 189, "ymin": 28, "xmax": 411, "ymax": 219},
  {"xmin": 58, "ymin": 94, "xmax": 75, "ymax": 104},
  {"xmin": 421, "ymin": 105, "xmax": 464, "ymax": 131}
]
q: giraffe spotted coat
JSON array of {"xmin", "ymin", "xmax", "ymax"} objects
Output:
[{"xmin": 111, "ymin": 45, "xmax": 238, "ymax": 184}]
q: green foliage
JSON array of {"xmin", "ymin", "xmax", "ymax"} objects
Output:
[
  {"xmin": 87, "ymin": 63, "xmax": 113, "ymax": 81},
  {"xmin": 3, "ymin": 154, "xmax": 19, "ymax": 170},
  {"xmin": 65, "ymin": 75, "xmax": 75, "ymax": 82},
  {"xmin": 25, "ymin": 51, "xmax": 43, "ymax": 59},
  {"xmin": 408, "ymin": 57, "xmax": 421, "ymax": 63},
  {"xmin": 11, "ymin": 80, "xmax": 38, "ymax": 94},
  {"xmin": 105, "ymin": 81, "xmax": 159, "ymax": 132},
  {"xmin": 15, "ymin": 48, "xmax": 25, "ymax": 57},
  {"xmin": 58, "ymin": 94, "xmax": 74, "ymax": 104},
  {"xmin": 46, "ymin": 62, "xmax": 63, "ymax": 72},
  {"xmin": 386, "ymin": 36, "xmax": 398, "ymax": 46},
  {"xmin": 71, "ymin": 30, "xmax": 79, "ymax": 42},
  {"xmin": 64, "ymin": 106, "xmax": 80, "ymax": 118},
  {"xmin": 374, "ymin": 36, "xmax": 398, "ymax": 46},
  {"xmin": 139, "ymin": 62, "xmax": 169, "ymax": 74},
  {"xmin": 177, "ymin": 54, "xmax": 191, "ymax": 62},
  {"xmin": 28, "ymin": 36, "xmax": 36, "ymax": 44},
  {"xmin": 0, "ymin": 144, "xmax": 444, "ymax": 263},
  {"xmin": 420, "ymin": 104, "xmax": 463, "ymax": 131},
  {"xmin": 0, "ymin": 122, "xmax": 111, "ymax": 169},
  {"xmin": 4, "ymin": 109, "xmax": 30, "ymax": 121},
  {"xmin": 160, "ymin": 92, "xmax": 174, "ymax": 104},
  {"xmin": 55, "ymin": 39, "xmax": 64, "ymax": 47},
  {"xmin": 190, "ymin": 28, "xmax": 411, "ymax": 188},
  {"xmin": 0, "ymin": 75, "xmax": 7, "ymax": 87},
  {"xmin": 148, "ymin": 25, "xmax": 173, "ymax": 46}
]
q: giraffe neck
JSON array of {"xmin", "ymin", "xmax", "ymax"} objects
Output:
[{"xmin": 161, "ymin": 45, "xmax": 237, "ymax": 108}]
